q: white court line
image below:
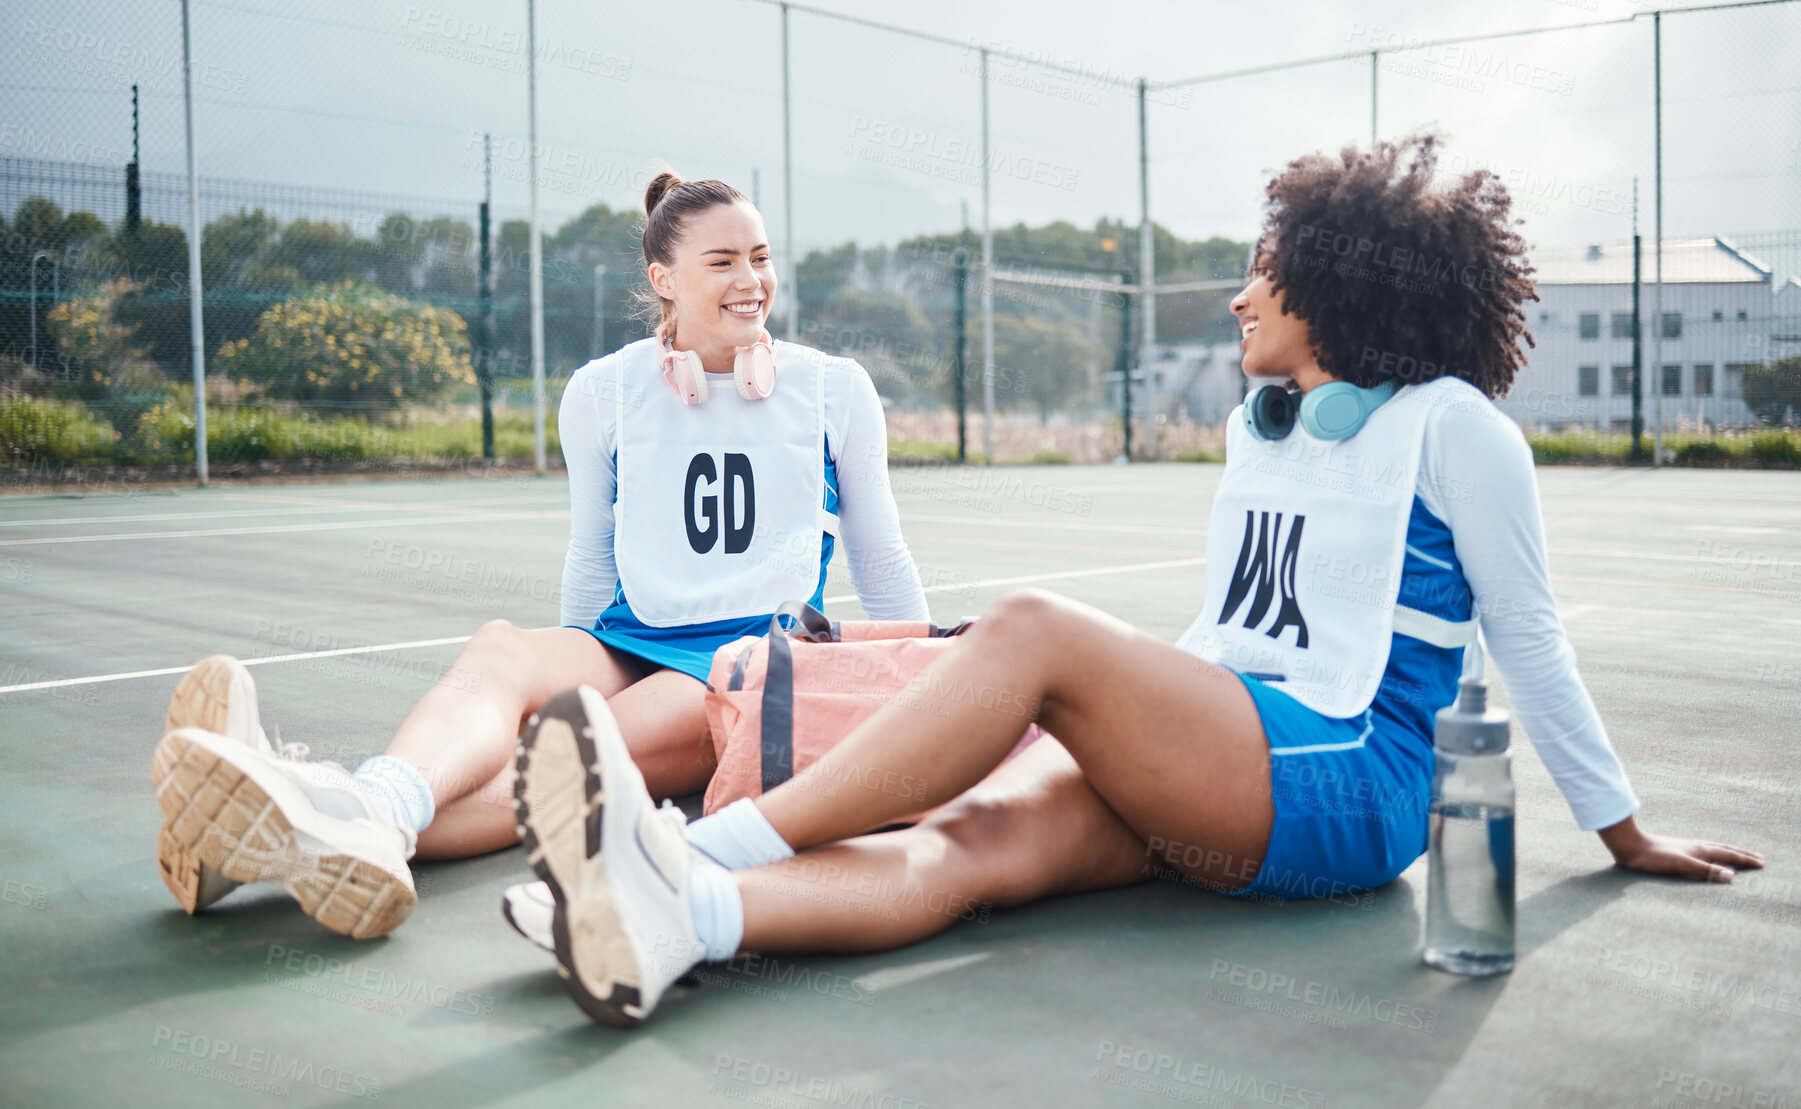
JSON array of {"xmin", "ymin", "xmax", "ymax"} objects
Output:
[
  {"xmin": 0, "ymin": 493, "xmax": 568, "ymax": 528},
  {"xmin": 899, "ymin": 512, "xmax": 1207, "ymax": 537},
  {"xmin": 0, "ymin": 556, "xmax": 1206, "ymax": 695},
  {"xmin": 0, "ymin": 510, "xmax": 568, "ymax": 547},
  {"xmin": 1549, "ymin": 545, "xmax": 1797, "ymax": 566},
  {"xmin": 0, "ymin": 636, "xmax": 476, "ymax": 695}
]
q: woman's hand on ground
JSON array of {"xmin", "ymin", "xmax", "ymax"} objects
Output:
[{"xmin": 1597, "ymin": 815, "xmax": 1765, "ymax": 882}]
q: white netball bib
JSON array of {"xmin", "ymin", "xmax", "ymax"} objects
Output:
[
  {"xmin": 614, "ymin": 338, "xmax": 828, "ymax": 628},
  {"xmin": 1177, "ymin": 375, "xmax": 1479, "ymax": 717}
]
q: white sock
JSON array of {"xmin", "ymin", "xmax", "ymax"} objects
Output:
[
  {"xmin": 686, "ymin": 798, "xmax": 794, "ymax": 871},
  {"xmin": 687, "ymin": 854, "xmax": 744, "ymax": 963},
  {"xmin": 350, "ymin": 755, "xmax": 436, "ymax": 834}
]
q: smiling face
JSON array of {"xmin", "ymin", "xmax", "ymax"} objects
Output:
[
  {"xmin": 1229, "ymin": 264, "xmax": 1316, "ymax": 382},
  {"xmin": 648, "ymin": 201, "xmax": 776, "ymax": 358}
]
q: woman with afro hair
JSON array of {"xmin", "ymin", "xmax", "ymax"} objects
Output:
[{"xmin": 511, "ymin": 134, "xmax": 1764, "ymax": 1028}]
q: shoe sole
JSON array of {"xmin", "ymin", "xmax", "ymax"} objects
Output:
[
  {"xmin": 157, "ymin": 656, "xmax": 254, "ymax": 914},
  {"xmin": 500, "ymin": 886, "xmax": 555, "ymax": 953},
  {"xmin": 515, "ymin": 686, "xmax": 644, "ymax": 1027},
  {"xmin": 151, "ymin": 729, "xmax": 415, "ymax": 939}
]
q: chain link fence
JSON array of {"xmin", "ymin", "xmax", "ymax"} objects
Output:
[{"xmin": 3, "ymin": 0, "xmax": 1798, "ymax": 481}]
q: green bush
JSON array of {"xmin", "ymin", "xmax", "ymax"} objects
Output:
[
  {"xmin": 45, "ymin": 280, "xmax": 151, "ymax": 401},
  {"xmin": 1744, "ymin": 428, "xmax": 1801, "ymax": 464},
  {"xmin": 214, "ymin": 281, "xmax": 474, "ymax": 417},
  {"xmin": 1526, "ymin": 431, "xmax": 1633, "ymax": 464},
  {"xmin": 0, "ymin": 393, "xmax": 117, "ymax": 463},
  {"xmin": 1024, "ymin": 448, "xmax": 1072, "ymax": 465},
  {"xmin": 1672, "ymin": 437, "xmax": 1728, "ymax": 465}
]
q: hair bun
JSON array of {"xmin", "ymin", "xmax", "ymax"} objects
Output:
[{"xmin": 644, "ymin": 170, "xmax": 685, "ymax": 216}]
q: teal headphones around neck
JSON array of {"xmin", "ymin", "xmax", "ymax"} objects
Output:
[{"xmin": 1243, "ymin": 379, "xmax": 1399, "ymax": 442}]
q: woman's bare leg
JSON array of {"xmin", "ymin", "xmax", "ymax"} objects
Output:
[
  {"xmin": 415, "ymin": 666, "xmax": 715, "ymax": 859},
  {"xmin": 391, "ymin": 623, "xmax": 639, "ymax": 857},
  {"xmin": 738, "ymin": 739, "xmax": 1150, "ymax": 953},
  {"xmin": 758, "ymin": 587, "xmax": 1275, "ymax": 893}
]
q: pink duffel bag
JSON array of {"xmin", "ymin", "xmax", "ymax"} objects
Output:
[{"xmin": 702, "ymin": 601, "xmax": 1043, "ymax": 821}]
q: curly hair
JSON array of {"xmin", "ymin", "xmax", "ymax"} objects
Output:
[{"xmin": 1256, "ymin": 133, "xmax": 1536, "ymax": 399}]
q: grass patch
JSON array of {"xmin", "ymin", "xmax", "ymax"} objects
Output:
[
  {"xmin": 1172, "ymin": 446, "xmax": 1224, "ymax": 463},
  {"xmin": 1524, "ymin": 428, "xmax": 1801, "ymax": 467},
  {"xmin": 2, "ymin": 393, "xmax": 559, "ymax": 469},
  {"xmin": 1, "ymin": 392, "xmax": 118, "ymax": 464},
  {"xmin": 888, "ymin": 438, "xmax": 961, "ymax": 463}
]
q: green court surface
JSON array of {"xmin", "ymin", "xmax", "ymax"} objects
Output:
[{"xmin": 2, "ymin": 464, "xmax": 1799, "ymax": 1108}]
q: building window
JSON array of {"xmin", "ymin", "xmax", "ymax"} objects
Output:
[
  {"xmin": 1661, "ymin": 312, "xmax": 1682, "ymax": 339},
  {"xmin": 1712, "ymin": 309, "xmax": 1724, "ymax": 321},
  {"xmin": 1611, "ymin": 365, "xmax": 1634, "ymax": 396},
  {"xmin": 1724, "ymin": 363, "xmax": 1757, "ymax": 399},
  {"xmin": 1662, "ymin": 364, "xmax": 1682, "ymax": 395},
  {"xmin": 1610, "ymin": 312, "xmax": 1633, "ymax": 339},
  {"xmin": 1539, "ymin": 312, "xmax": 1551, "ymax": 323},
  {"xmin": 1737, "ymin": 309, "xmax": 1748, "ymax": 321},
  {"xmin": 1693, "ymin": 364, "xmax": 1713, "ymax": 395},
  {"xmin": 1578, "ymin": 366, "xmax": 1600, "ymax": 396},
  {"xmin": 1579, "ymin": 313, "xmax": 1600, "ymax": 340}
]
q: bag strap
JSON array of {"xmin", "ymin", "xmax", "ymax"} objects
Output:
[
  {"xmin": 770, "ymin": 599, "xmax": 836, "ymax": 643},
  {"xmin": 759, "ymin": 600, "xmax": 831, "ymax": 794},
  {"xmin": 757, "ymin": 602, "xmax": 967, "ymax": 794}
]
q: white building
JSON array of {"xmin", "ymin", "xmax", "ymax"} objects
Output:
[
  {"xmin": 1499, "ymin": 238, "xmax": 1795, "ymax": 431},
  {"xmin": 1149, "ymin": 340, "xmax": 1245, "ymax": 425}
]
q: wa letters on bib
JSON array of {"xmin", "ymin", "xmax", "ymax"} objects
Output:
[
  {"xmin": 1178, "ymin": 376, "xmax": 1479, "ymax": 718},
  {"xmin": 614, "ymin": 338, "xmax": 829, "ymax": 628}
]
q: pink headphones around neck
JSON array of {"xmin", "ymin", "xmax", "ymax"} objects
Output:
[{"xmin": 657, "ymin": 323, "xmax": 778, "ymax": 405}]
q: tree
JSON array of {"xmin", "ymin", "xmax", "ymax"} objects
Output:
[
  {"xmin": 806, "ymin": 287, "xmax": 936, "ymax": 399},
  {"xmin": 200, "ymin": 209, "xmax": 281, "ymax": 287},
  {"xmin": 990, "ymin": 314, "xmax": 1105, "ymax": 419},
  {"xmin": 1743, "ymin": 357, "xmax": 1801, "ymax": 426}
]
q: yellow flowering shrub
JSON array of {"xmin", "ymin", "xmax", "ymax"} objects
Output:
[
  {"xmin": 46, "ymin": 279, "xmax": 152, "ymax": 399},
  {"xmin": 215, "ymin": 281, "xmax": 474, "ymax": 417}
]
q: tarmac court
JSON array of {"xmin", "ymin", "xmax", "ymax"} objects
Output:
[{"xmin": 2, "ymin": 463, "xmax": 1798, "ymax": 1107}]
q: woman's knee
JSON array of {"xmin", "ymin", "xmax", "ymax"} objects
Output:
[
  {"xmin": 462, "ymin": 619, "xmax": 527, "ymax": 659},
  {"xmin": 917, "ymin": 794, "xmax": 1069, "ymax": 906},
  {"xmin": 979, "ymin": 588, "xmax": 1107, "ymax": 650}
]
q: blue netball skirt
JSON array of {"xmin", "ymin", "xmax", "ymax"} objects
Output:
[
  {"xmin": 574, "ymin": 611, "xmax": 773, "ymax": 684},
  {"xmin": 1226, "ymin": 673, "xmax": 1435, "ymax": 901}
]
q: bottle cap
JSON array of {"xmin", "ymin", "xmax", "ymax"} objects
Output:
[{"xmin": 1434, "ymin": 678, "xmax": 1511, "ymax": 755}]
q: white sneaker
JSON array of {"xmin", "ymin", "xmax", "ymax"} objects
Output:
[
  {"xmin": 501, "ymin": 797, "xmax": 697, "ymax": 956},
  {"xmin": 157, "ymin": 655, "xmax": 276, "ymax": 913},
  {"xmin": 151, "ymin": 726, "xmax": 418, "ymax": 939},
  {"xmin": 515, "ymin": 685, "xmax": 705, "ymax": 1027},
  {"xmin": 501, "ymin": 881, "xmax": 555, "ymax": 953}
]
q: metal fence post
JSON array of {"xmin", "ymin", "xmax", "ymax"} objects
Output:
[
  {"xmin": 1138, "ymin": 78, "xmax": 1157, "ymax": 459},
  {"xmin": 180, "ymin": 0, "xmax": 208, "ymax": 485},
  {"xmin": 782, "ymin": 3, "xmax": 798, "ymax": 343},
  {"xmin": 528, "ymin": 0, "xmax": 546, "ymax": 476},
  {"xmin": 980, "ymin": 47, "xmax": 995, "ymax": 466}
]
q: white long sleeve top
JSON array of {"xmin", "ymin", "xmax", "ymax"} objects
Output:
[
  {"xmin": 556, "ymin": 341, "xmax": 930, "ymax": 629},
  {"xmin": 1411, "ymin": 396, "xmax": 1639, "ymax": 830}
]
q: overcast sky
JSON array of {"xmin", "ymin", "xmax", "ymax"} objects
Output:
[{"xmin": 6, "ymin": 0, "xmax": 1798, "ymax": 275}]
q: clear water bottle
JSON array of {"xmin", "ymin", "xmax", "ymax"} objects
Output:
[{"xmin": 1423, "ymin": 676, "xmax": 1515, "ymax": 976}]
